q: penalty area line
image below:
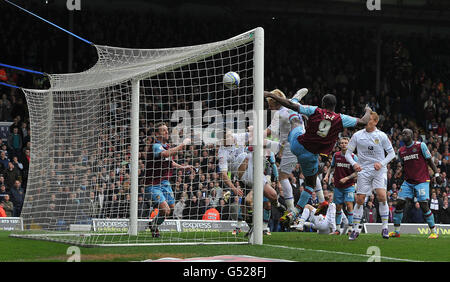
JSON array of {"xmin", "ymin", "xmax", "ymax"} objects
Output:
[{"xmin": 265, "ymin": 244, "xmax": 423, "ymax": 262}]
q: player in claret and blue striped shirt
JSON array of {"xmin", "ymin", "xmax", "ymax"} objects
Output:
[
  {"xmin": 324, "ymin": 137, "xmax": 358, "ymax": 235},
  {"xmin": 390, "ymin": 128, "xmax": 439, "ymax": 239},
  {"xmin": 145, "ymin": 122, "xmax": 193, "ymax": 238},
  {"xmin": 264, "ymin": 91, "xmax": 372, "ymax": 227}
]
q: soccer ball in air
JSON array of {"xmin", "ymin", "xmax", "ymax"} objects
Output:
[{"xmin": 223, "ymin": 71, "xmax": 240, "ymax": 89}]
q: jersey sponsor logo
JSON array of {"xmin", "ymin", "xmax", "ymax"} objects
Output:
[
  {"xmin": 336, "ymin": 162, "xmax": 351, "ymax": 169},
  {"xmin": 403, "ymin": 154, "xmax": 419, "ymax": 161},
  {"xmin": 324, "ymin": 113, "xmax": 336, "ymax": 121}
]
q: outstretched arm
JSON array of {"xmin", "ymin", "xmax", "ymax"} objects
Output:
[
  {"xmin": 264, "ymin": 91, "xmax": 300, "ymax": 113},
  {"xmin": 356, "ymin": 105, "xmax": 372, "ymax": 126},
  {"xmin": 160, "ymin": 138, "xmax": 191, "ymax": 158},
  {"xmin": 220, "ymin": 171, "xmax": 243, "ymax": 197}
]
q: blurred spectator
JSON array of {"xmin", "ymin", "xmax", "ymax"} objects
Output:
[
  {"xmin": 209, "ymin": 188, "xmax": 220, "ymax": 208},
  {"xmin": 0, "ymin": 151, "xmax": 9, "ymax": 171},
  {"xmin": 440, "ymin": 198, "xmax": 450, "ymax": 224},
  {"xmin": 7, "ymin": 127, "xmax": 22, "ymax": 159},
  {"xmin": 0, "ymin": 185, "xmax": 8, "ymax": 202},
  {"xmin": 408, "ymin": 202, "xmax": 425, "ymax": 223},
  {"xmin": 229, "ymin": 196, "xmax": 242, "ymax": 221},
  {"xmin": 364, "ymin": 200, "xmax": 377, "ymax": 223},
  {"xmin": 217, "ymin": 198, "xmax": 230, "ymax": 220},
  {"xmin": 173, "ymin": 196, "xmax": 186, "ymax": 219},
  {"xmin": 0, "ymin": 205, "xmax": 6, "ymax": 217},
  {"xmin": 429, "ymin": 191, "xmax": 443, "ymax": 223},
  {"xmin": 1, "ymin": 194, "xmax": 14, "ymax": 217},
  {"xmin": 9, "ymin": 180, "xmax": 23, "ymax": 217},
  {"xmin": 4, "ymin": 162, "xmax": 21, "ymax": 189},
  {"xmin": 137, "ymin": 195, "xmax": 150, "ymax": 219},
  {"xmin": 183, "ymin": 194, "xmax": 200, "ymax": 220}
]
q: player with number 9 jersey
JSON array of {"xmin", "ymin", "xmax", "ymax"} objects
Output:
[
  {"xmin": 289, "ymin": 103, "xmax": 362, "ymax": 177},
  {"xmin": 263, "ymin": 91, "xmax": 372, "ymax": 227},
  {"xmin": 296, "ymin": 107, "xmax": 358, "ymax": 157}
]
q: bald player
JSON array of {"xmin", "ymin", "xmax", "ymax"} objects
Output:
[
  {"xmin": 390, "ymin": 128, "xmax": 439, "ymax": 239},
  {"xmin": 263, "ymin": 91, "xmax": 372, "ymax": 227}
]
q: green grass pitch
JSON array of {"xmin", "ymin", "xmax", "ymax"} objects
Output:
[{"xmin": 1, "ymin": 231, "xmax": 449, "ymax": 262}]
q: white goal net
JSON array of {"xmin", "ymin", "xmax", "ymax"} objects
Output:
[{"xmin": 10, "ymin": 28, "xmax": 265, "ymax": 246}]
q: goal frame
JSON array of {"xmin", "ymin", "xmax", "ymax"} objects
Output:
[{"xmin": 11, "ymin": 27, "xmax": 265, "ymax": 247}]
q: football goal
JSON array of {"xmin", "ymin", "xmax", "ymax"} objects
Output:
[{"xmin": 10, "ymin": 27, "xmax": 265, "ymax": 247}]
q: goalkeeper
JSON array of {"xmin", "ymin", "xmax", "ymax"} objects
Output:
[{"xmin": 144, "ymin": 122, "xmax": 193, "ymax": 238}]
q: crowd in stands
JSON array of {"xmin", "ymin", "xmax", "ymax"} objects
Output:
[{"xmin": 0, "ymin": 3, "xmax": 449, "ymax": 231}]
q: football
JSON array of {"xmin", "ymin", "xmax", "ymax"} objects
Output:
[{"xmin": 223, "ymin": 71, "xmax": 240, "ymax": 89}]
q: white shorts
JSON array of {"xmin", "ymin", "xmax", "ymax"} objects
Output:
[
  {"xmin": 240, "ymin": 154, "xmax": 267, "ymax": 188},
  {"xmin": 309, "ymin": 211, "xmax": 329, "ymax": 233},
  {"xmin": 279, "ymin": 142, "xmax": 297, "ymax": 174},
  {"xmin": 356, "ymin": 168, "xmax": 387, "ymax": 195}
]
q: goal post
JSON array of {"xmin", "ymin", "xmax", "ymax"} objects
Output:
[
  {"xmin": 129, "ymin": 78, "xmax": 140, "ymax": 237},
  {"xmin": 251, "ymin": 27, "xmax": 264, "ymax": 245},
  {"xmin": 11, "ymin": 28, "xmax": 265, "ymax": 247}
]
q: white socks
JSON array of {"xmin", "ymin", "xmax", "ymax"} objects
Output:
[
  {"xmin": 352, "ymin": 203, "xmax": 364, "ymax": 232},
  {"xmin": 379, "ymin": 201, "xmax": 389, "ymax": 229},
  {"xmin": 280, "ymin": 179, "xmax": 295, "ymax": 212}
]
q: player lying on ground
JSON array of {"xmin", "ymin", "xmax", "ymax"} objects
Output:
[
  {"xmin": 145, "ymin": 122, "xmax": 193, "ymax": 237},
  {"xmin": 344, "ymin": 112, "xmax": 396, "ymax": 240},
  {"xmin": 263, "ymin": 90, "xmax": 372, "ymax": 227},
  {"xmin": 292, "ymin": 193, "xmax": 336, "ymax": 234},
  {"xmin": 323, "ymin": 137, "xmax": 358, "ymax": 235},
  {"xmin": 390, "ymin": 128, "xmax": 439, "ymax": 239}
]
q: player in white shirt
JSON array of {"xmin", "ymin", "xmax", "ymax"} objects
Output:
[
  {"xmin": 344, "ymin": 112, "xmax": 396, "ymax": 240},
  {"xmin": 265, "ymin": 88, "xmax": 326, "ymax": 214},
  {"xmin": 293, "ymin": 192, "xmax": 337, "ymax": 234},
  {"xmin": 218, "ymin": 130, "xmax": 281, "ymax": 235}
]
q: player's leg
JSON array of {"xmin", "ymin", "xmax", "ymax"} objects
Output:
[
  {"xmin": 150, "ymin": 183, "xmax": 174, "ymax": 237},
  {"xmin": 341, "ymin": 211, "xmax": 350, "ymax": 235},
  {"xmin": 373, "ymin": 170, "xmax": 389, "ymax": 239},
  {"xmin": 349, "ymin": 193, "xmax": 365, "ymax": 240},
  {"xmin": 296, "ymin": 204, "xmax": 315, "ymax": 231},
  {"xmin": 244, "ymin": 190, "xmax": 253, "ymax": 223},
  {"xmin": 333, "ymin": 188, "xmax": 345, "ymax": 234},
  {"xmin": 344, "ymin": 186, "xmax": 355, "ymax": 233},
  {"xmin": 390, "ymin": 181, "xmax": 414, "ymax": 237},
  {"xmin": 145, "ymin": 187, "xmax": 169, "ymax": 237},
  {"xmin": 375, "ymin": 188, "xmax": 389, "ymax": 239},
  {"xmin": 349, "ymin": 172, "xmax": 371, "ymax": 240},
  {"xmin": 335, "ymin": 203, "xmax": 344, "ymax": 234},
  {"xmin": 314, "ymin": 176, "xmax": 325, "ymax": 203},
  {"xmin": 281, "ymin": 115, "xmax": 318, "ymax": 224},
  {"xmin": 390, "ymin": 198, "xmax": 408, "ymax": 237},
  {"xmin": 419, "ymin": 201, "xmax": 438, "ymax": 239},
  {"xmin": 291, "ymin": 142, "xmax": 319, "ymax": 214},
  {"xmin": 263, "ymin": 200, "xmax": 272, "ymax": 235},
  {"xmin": 279, "ymin": 149, "xmax": 298, "ymax": 213},
  {"xmin": 291, "ymin": 88, "xmax": 308, "ymax": 104},
  {"xmin": 415, "ymin": 182, "xmax": 438, "ymax": 238}
]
